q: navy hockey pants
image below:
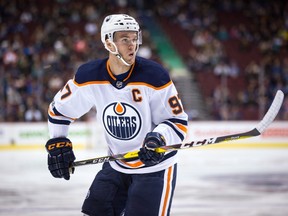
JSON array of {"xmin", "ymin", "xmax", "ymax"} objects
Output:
[{"xmin": 82, "ymin": 162, "xmax": 177, "ymax": 216}]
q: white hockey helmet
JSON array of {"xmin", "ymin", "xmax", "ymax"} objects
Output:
[{"xmin": 101, "ymin": 14, "xmax": 142, "ymax": 44}]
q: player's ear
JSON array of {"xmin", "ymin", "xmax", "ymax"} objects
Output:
[{"xmin": 105, "ymin": 40, "xmax": 115, "ymax": 52}]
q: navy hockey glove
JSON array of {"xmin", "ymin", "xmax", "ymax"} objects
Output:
[
  {"xmin": 138, "ymin": 132, "xmax": 166, "ymax": 166},
  {"xmin": 45, "ymin": 137, "xmax": 76, "ymax": 180}
]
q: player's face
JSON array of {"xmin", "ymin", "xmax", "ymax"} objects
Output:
[{"xmin": 114, "ymin": 31, "xmax": 138, "ymax": 64}]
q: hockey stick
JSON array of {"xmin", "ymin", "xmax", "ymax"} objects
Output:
[{"xmin": 72, "ymin": 90, "xmax": 284, "ymax": 167}]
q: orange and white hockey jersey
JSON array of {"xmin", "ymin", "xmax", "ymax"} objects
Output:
[{"xmin": 48, "ymin": 56, "xmax": 188, "ymax": 174}]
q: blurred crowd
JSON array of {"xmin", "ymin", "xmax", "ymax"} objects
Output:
[
  {"xmin": 0, "ymin": 0, "xmax": 157, "ymax": 122},
  {"xmin": 152, "ymin": 0, "xmax": 288, "ymax": 120},
  {"xmin": 1, "ymin": 0, "xmax": 288, "ymax": 122}
]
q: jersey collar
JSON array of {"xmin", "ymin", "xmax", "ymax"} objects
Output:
[{"xmin": 106, "ymin": 60, "xmax": 136, "ymax": 89}]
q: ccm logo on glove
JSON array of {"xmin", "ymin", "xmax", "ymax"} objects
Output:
[{"xmin": 46, "ymin": 141, "xmax": 72, "ymax": 151}]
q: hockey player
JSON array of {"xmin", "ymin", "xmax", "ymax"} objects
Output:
[{"xmin": 45, "ymin": 14, "xmax": 188, "ymax": 216}]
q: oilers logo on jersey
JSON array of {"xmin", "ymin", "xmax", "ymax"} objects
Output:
[{"xmin": 102, "ymin": 102, "xmax": 142, "ymax": 140}]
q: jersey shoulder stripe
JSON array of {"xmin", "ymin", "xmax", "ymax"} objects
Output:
[
  {"xmin": 73, "ymin": 57, "xmax": 172, "ymax": 89},
  {"xmin": 74, "ymin": 58, "xmax": 108, "ymax": 84},
  {"xmin": 131, "ymin": 57, "xmax": 171, "ymax": 88}
]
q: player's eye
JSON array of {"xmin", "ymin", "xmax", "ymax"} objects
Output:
[{"xmin": 122, "ymin": 38, "xmax": 129, "ymax": 43}]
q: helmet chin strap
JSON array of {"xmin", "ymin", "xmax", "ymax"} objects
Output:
[
  {"xmin": 115, "ymin": 53, "xmax": 131, "ymax": 67},
  {"xmin": 104, "ymin": 41, "xmax": 132, "ymax": 67}
]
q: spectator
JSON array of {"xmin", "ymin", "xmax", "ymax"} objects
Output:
[
  {"xmin": 25, "ymin": 104, "xmax": 43, "ymax": 122},
  {"xmin": 213, "ymin": 61, "xmax": 232, "ymax": 76}
]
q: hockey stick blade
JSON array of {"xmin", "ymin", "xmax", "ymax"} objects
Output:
[
  {"xmin": 256, "ymin": 90, "xmax": 284, "ymax": 133},
  {"xmin": 72, "ymin": 90, "xmax": 284, "ymax": 167}
]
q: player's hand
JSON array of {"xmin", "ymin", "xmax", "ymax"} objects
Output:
[
  {"xmin": 138, "ymin": 132, "xmax": 166, "ymax": 166},
  {"xmin": 45, "ymin": 137, "xmax": 76, "ymax": 180}
]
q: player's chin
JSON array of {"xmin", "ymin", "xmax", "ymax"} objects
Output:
[{"xmin": 125, "ymin": 55, "xmax": 136, "ymax": 64}]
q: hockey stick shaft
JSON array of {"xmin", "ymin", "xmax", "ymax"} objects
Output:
[{"xmin": 72, "ymin": 90, "xmax": 284, "ymax": 167}]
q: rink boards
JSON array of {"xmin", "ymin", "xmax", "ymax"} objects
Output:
[{"xmin": 0, "ymin": 121, "xmax": 287, "ymax": 150}]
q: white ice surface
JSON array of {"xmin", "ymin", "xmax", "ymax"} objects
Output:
[{"xmin": 0, "ymin": 148, "xmax": 288, "ymax": 216}]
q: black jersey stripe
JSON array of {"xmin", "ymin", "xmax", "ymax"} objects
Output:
[
  {"xmin": 52, "ymin": 107, "xmax": 64, "ymax": 117},
  {"xmin": 48, "ymin": 115, "xmax": 71, "ymax": 125},
  {"xmin": 167, "ymin": 118, "xmax": 188, "ymax": 126},
  {"xmin": 162, "ymin": 120, "xmax": 185, "ymax": 141}
]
